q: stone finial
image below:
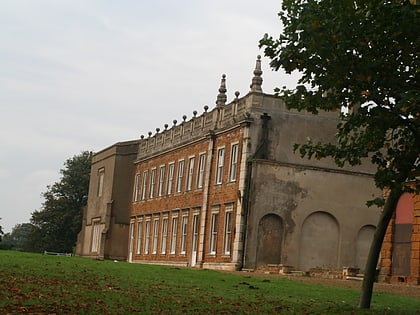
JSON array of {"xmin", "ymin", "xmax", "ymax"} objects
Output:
[
  {"xmin": 204, "ymin": 105, "xmax": 209, "ymax": 112},
  {"xmin": 164, "ymin": 124, "xmax": 168, "ymax": 130},
  {"xmin": 193, "ymin": 110, "xmax": 197, "ymax": 117},
  {"xmin": 234, "ymin": 91, "xmax": 240, "ymax": 101},
  {"xmin": 250, "ymin": 55, "xmax": 263, "ymax": 92},
  {"xmin": 173, "ymin": 119, "xmax": 177, "ymax": 126},
  {"xmin": 216, "ymin": 74, "xmax": 227, "ymax": 107},
  {"xmin": 156, "ymin": 128, "xmax": 160, "ymax": 133}
]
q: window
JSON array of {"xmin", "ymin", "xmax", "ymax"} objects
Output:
[
  {"xmin": 97, "ymin": 168, "xmax": 105, "ymax": 197},
  {"xmin": 167, "ymin": 163, "xmax": 175, "ymax": 195},
  {"xmin": 180, "ymin": 215, "xmax": 188, "ymax": 254},
  {"xmin": 136, "ymin": 219, "xmax": 143, "ymax": 254},
  {"xmin": 133, "ymin": 173, "xmax": 141, "ymax": 202},
  {"xmin": 192, "ymin": 214, "xmax": 199, "ymax": 253},
  {"xmin": 223, "ymin": 206, "xmax": 233, "ymax": 255},
  {"xmin": 186, "ymin": 157, "xmax": 195, "ymax": 191},
  {"xmin": 91, "ymin": 219, "xmax": 101, "ymax": 252},
  {"xmin": 161, "ymin": 217, "xmax": 168, "ymax": 254},
  {"xmin": 141, "ymin": 170, "xmax": 148, "ymax": 200},
  {"xmin": 149, "ymin": 168, "xmax": 156, "ymax": 199},
  {"xmin": 144, "ymin": 219, "xmax": 151, "ymax": 254},
  {"xmin": 216, "ymin": 148, "xmax": 225, "ymax": 184},
  {"xmin": 197, "ymin": 153, "xmax": 206, "ymax": 188},
  {"xmin": 209, "ymin": 210, "xmax": 219, "ymax": 254},
  {"xmin": 152, "ymin": 218, "xmax": 159, "ymax": 254},
  {"xmin": 170, "ymin": 216, "xmax": 178, "ymax": 254},
  {"xmin": 229, "ymin": 144, "xmax": 239, "ymax": 182},
  {"xmin": 176, "ymin": 160, "xmax": 184, "ymax": 193},
  {"xmin": 158, "ymin": 165, "xmax": 166, "ymax": 197}
]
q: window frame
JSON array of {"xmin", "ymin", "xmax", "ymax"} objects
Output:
[
  {"xmin": 186, "ymin": 156, "xmax": 195, "ymax": 191},
  {"xmin": 197, "ymin": 153, "xmax": 206, "ymax": 189},
  {"xmin": 141, "ymin": 170, "xmax": 148, "ymax": 200},
  {"xmin": 149, "ymin": 168, "xmax": 156, "ymax": 199},
  {"xmin": 229, "ymin": 143, "xmax": 239, "ymax": 182},
  {"xmin": 158, "ymin": 165, "xmax": 166, "ymax": 197},
  {"xmin": 167, "ymin": 162, "xmax": 175, "ymax": 195},
  {"xmin": 216, "ymin": 148, "xmax": 225, "ymax": 184},
  {"xmin": 97, "ymin": 168, "xmax": 105, "ymax": 197},
  {"xmin": 176, "ymin": 160, "xmax": 185, "ymax": 193}
]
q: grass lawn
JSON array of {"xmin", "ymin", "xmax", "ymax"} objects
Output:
[{"xmin": 0, "ymin": 250, "xmax": 419, "ymax": 314}]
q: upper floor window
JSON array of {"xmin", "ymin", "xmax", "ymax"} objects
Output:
[
  {"xmin": 158, "ymin": 165, "xmax": 166, "ymax": 197},
  {"xmin": 141, "ymin": 170, "xmax": 148, "ymax": 200},
  {"xmin": 133, "ymin": 173, "xmax": 141, "ymax": 202},
  {"xmin": 167, "ymin": 163, "xmax": 175, "ymax": 195},
  {"xmin": 229, "ymin": 144, "xmax": 239, "ymax": 182},
  {"xmin": 186, "ymin": 157, "xmax": 195, "ymax": 191},
  {"xmin": 216, "ymin": 148, "xmax": 225, "ymax": 184},
  {"xmin": 176, "ymin": 160, "xmax": 185, "ymax": 193},
  {"xmin": 197, "ymin": 153, "xmax": 206, "ymax": 189},
  {"xmin": 149, "ymin": 168, "xmax": 156, "ymax": 199},
  {"xmin": 97, "ymin": 168, "xmax": 105, "ymax": 197}
]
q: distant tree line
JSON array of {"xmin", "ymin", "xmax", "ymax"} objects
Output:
[{"xmin": 0, "ymin": 151, "xmax": 92, "ymax": 253}]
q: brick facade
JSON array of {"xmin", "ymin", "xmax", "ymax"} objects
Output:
[
  {"xmin": 380, "ymin": 185, "xmax": 420, "ymax": 285},
  {"xmin": 78, "ymin": 56, "xmax": 382, "ymax": 273}
]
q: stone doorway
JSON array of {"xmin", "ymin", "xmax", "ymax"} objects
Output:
[{"xmin": 256, "ymin": 214, "xmax": 283, "ymax": 267}]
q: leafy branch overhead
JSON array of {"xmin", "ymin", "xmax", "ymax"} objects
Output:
[{"xmin": 260, "ymin": 0, "xmax": 419, "ymax": 204}]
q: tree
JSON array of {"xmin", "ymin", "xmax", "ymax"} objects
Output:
[
  {"xmin": 260, "ymin": 0, "xmax": 419, "ymax": 309},
  {"xmin": 0, "ymin": 218, "xmax": 4, "ymax": 242},
  {"xmin": 0, "ymin": 223, "xmax": 34, "ymax": 251},
  {"xmin": 25, "ymin": 151, "xmax": 92, "ymax": 253}
]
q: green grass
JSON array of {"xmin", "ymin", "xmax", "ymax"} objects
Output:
[{"xmin": 0, "ymin": 251, "xmax": 419, "ymax": 314}]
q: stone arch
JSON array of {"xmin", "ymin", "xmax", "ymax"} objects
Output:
[
  {"xmin": 356, "ymin": 225, "xmax": 375, "ymax": 272},
  {"xmin": 392, "ymin": 193, "xmax": 414, "ymax": 276},
  {"xmin": 256, "ymin": 214, "xmax": 284, "ymax": 267},
  {"xmin": 299, "ymin": 211, "xmax": 339, "ymax": 271}
]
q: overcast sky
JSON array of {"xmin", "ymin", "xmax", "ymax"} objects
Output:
[{"xmin": 0, "ymin": 0, "xmax": 298, "ymax": 233}]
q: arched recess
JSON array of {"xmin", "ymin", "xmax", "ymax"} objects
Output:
[
  {"xmin": 299, "ymin": 211, "xmax": 339, "ymax": 271},
  {"xmin": 356, "ymin": 225, "xmax": 376, "ymax": 272},
  {"xmin": 256, "ymin": 214, "xmax": 284, "ymax": 267},
  {"xmin": 392, "ymin": 193, "xmax": 414, "ymax": 277}
]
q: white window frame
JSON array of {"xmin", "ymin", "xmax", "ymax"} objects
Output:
[
  {"xmin": 152, "ymin": 218, "xmax": 159, "ymax": 254},
  {"xmin": 216, "ymin": 148, "xmax": 225, "ymax": 184},
  {"xmin": 167, "ymin": 162, "xmax": 175, "ymax": 195},
  {"xmin": 133, "ymin": 173, "xmax": 141, "ymax": 202},
  {"xmin": 229, "ymin": 143, "xmax": 239, "ymax": 182},
  {"xmin": 141, "ymin": 170, "xmax": 148, "ymax": 200},
  {"xmin": 176, "ymin": 160, "xmax": 185, "ymax": 193},
  {"xmin": 223, "ymin": 205, "xmax": 233, "ymax": 255},
  {"xmin": 161, "ymin": 217, "xmax": 169, "ymax": 254},
  {"xmin": 136, "ymin": 218, "xmax": 143, "ymax": 254},
  {"xmin": 197, "ymin": 153, "xmax": 206, "ymax": 189},
  {"xmin": 180, "ymin": 214, "xmax": 188, "ymax": 254},
  {"xmin": 170, "ymin": 216, "xmax": 178, "ymax": 254},
  {"xmin": 209, "ymin": 209, "xmax": 219, "ymax": 254},
  {"xmin": 186, "ymin": 156, "xmax": 195, "ymax": 191},
  {"xmin": 144, "ymin": 218, "xmax": 151, "ymax": 254},
  {"xmin": 149, "ymin": 168, "xmax": 156, "ymax": 199},
  {"xmin": 91, "ymin": 219, "xmax": 101, "ymax": 253},
  {"xmin": 158, "ymin": 165, "xmax": 166, "ymax": 197}
]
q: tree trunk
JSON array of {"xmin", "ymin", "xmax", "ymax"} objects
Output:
[{"xmin": 358, "ymin": 185, "xmax": 402, "ymax": 309}]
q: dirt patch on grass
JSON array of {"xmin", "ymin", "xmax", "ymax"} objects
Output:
[{"xmin": 223, "ymin": 270, "xmax": 420, "ymax": 300}]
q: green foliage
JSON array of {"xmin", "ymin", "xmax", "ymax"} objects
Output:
[
  {"xmin": 0, "ymin": 223, "xmax": 33, "ymax": 251},
  {"xmin": 25, "ymin": 151, "xmax": 92, "ymax": 253},
  {"xmin": 260, "ymin": 0, "xmax": 419, "ymax": 202},
  {"xmin": 1, "ymin": 251, "xmax": 419, "ymax": 314}
]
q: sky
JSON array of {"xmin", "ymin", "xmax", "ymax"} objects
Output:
[{"xmin": 0, "ymin": 0, "xmax": 298, "ymax": 233}]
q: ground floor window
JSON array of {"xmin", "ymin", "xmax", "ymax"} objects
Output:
[{"xmin": 91, "ymin": 219, "xmax": 101, "ymax": 253}]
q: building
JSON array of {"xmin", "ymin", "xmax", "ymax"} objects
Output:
[
  {"xmin": 380, "ymin": 181, "xmax": 420, "ymax": 285},
  {"xmin": 77, "ymin": 56, "xmax": 381, "ymax": 273},
  {"xmin": 76, "ymin": 140, "xmax": 139, "ymax": 260}
]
